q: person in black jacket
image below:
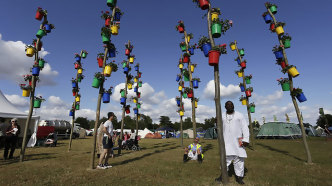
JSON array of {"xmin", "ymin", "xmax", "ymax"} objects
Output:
[{"xmin": 4, "ymin": 118, "xmax": 20, "ymax": 160}]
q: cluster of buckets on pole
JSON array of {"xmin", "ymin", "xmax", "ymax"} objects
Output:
[
  {"xmin": 19, "ymin": 7, "xmax": 55, "ymax": 162},
  {"xmin": 175, "ymin": 21, "xmax": 200, "ymax": 139},
  {"xmin": 68, "ymin": 50, "xmax": 88, "ymax": 151}
]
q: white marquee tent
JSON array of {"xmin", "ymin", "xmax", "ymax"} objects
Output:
[{"xmin": 0, "ymin": 90, "xmax": 39, "ymax": 146}]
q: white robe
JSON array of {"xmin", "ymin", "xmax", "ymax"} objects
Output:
[{"xmin": 222, "ymin": 111, "xmax": 250, "ymax": 158}]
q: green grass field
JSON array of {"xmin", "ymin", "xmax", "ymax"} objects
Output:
[{"xmin": 0, "ymin": 137, "xmax": 331, "ymax": 185}]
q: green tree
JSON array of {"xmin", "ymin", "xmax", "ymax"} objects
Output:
[
  {"xmin": 159, "ymin": 116, "xmax": 173, "ymax": 127},
  {"xmin": 204, "ymin": 117, "xmax": 216, "ymax": 130},
  {"xmin": 138, "ymin": 114, "xmax": 153, "ymax": 130},
  {"xmin": 75, "ymin": 117, "xmax": 89, "ymax": 129},
  {"xmin": 183, "ymin": 117, "xmax": 192, "ymax": 130},
  {"xmin": 89, "ymin": 120, "xmax": 95, "ymax": 129},
  {"xmin": 316, "ymin": 114, "xmax": 332, "ymax": 128}
]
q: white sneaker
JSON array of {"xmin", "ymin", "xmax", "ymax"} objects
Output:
[
  {"xmin": 97, "ymin": 164, "xmax": 107, "ymax": 169},
  {"xmin": 104, "ymin": 163, "xmax": 112, "ymax": 168}
]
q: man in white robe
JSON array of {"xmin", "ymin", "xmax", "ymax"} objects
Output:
[{"xmin": 215, "ymin": 101, "xmax": 249, "ymax": 184}]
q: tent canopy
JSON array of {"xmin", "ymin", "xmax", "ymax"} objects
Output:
[
  {"xmin": 155, "ymin": 126, "xmax": 174, "ymax": 131},
  {"xmin": 256, "ymin": 122, "xmax": 302, "ymax": 139},
  {"xmin": 204, "ymin": 127, "xmax": 217, "ymax": 139}
]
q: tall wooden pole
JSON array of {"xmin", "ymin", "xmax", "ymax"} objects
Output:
[
  {"xmin": 266, "ymin": 6, "xmax": 312, "ymax": 163},
  {"xmin": 69, "ymin": 50, "xmax": 84, "ymax": 151},
  {"xmin": 207, "ymin": 4, "xmax": 228, "ymax": 184},
  {"xmin": 234, "ymin": 41, "xmax": 255, "ymax": 149},
  {"xmin": 183, "ymin": 30, "xmax": 197, "ymax": 139},
  {"xmin": 20, "ymin": 13, "xmax": 48, "ymax": 162}
]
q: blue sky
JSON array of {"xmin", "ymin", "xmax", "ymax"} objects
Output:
[{"xmin": 0, "ymin": 0, "xmax": 331, "ymax": 125}]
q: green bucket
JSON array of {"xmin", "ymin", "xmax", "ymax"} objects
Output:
[
  {"xmin": 138, "ymin": 82, "xmax": 142, "ymax": 87},
  {"xmin": 102, "ymin": 33, "xmax": 110, "ymax": 44},
  {"xmin": 92, "ymin": 77, "xmax": 100, "ymax": 88},
  {"xmin": 180, "ymin": 45, "xmax": 186, "ymax": 52},
  {"xmin": 76, "ymin": 104, "xmax": 80, "ymax": 110},
  {"xmin": 137, "ymin": 103, "xmax": 141, "ymax": 109},
  {"xmin": 283, "ymin": 39, "xmax": 291, "ymax": 49},
  {"xmin": 239, "ymin": 49, "xmax": 245, "ymax": 56},
  {"xmin": 183, "ymin": 93, "xmax": 188, "ymax": 98},
  {"xmin": 77, "ymin": 78, "xmax": 81, "ymax": 82},
  {"xmin": 121, "ymin": 90, "xmax": 125, "ymax": 97},
  {"xmin": 122, "ymin": 63, "xmax": 127, "ymax": 68},
  {"xmin": 281, "ymin": 82, "xmax": 290, "ymax": 91},
  {"xmin": 184, "ymin": 75, "xmax": 189, "ymax": 82},
  {"xmin": 36, "ymin": 29, "xmax": 46, "ymax": 39},
  {"xmin": 246, "ymin": 79, "xmax": 251, "ymax": 84},
  {"xmin": 269, "ymin": 5, "xmax": 277, "ymax": 14},
  {"xmin": 39, "ymin": 60, "xmax": 45, "ymax": 68},
  {"xmin": 33, "ymin": 100, "xmax": 42, "ymax": 108},
  {"xmin": 211, "ymin": 22, "xmax": 222, "ymax": 38},
  {"xmin": 249, "ymin": 106, "xmax": 255, "ymax": 113},
  {"xmin": 81, "ymin": 52, "xmax": 87, "ymax": 59},
  {"xmin": 107, "ymin": 0, "xmax": 117, "ymax": 8}
]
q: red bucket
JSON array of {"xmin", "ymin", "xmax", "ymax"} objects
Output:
[
  {"xmin": 245, "ymin": 90, "xmax": 251, "ymax": 97},
  {"xmin": 178, "ymin": 26, "xmax": 184, "ymax": 33},
  {"xmin": 183, "ymin": 56, "xmax": 190, "ymax": 63},
  {"xmin": 105, "ymin": 18, "xmax": 111, "ymax": 27},
  {"xmin": 280, "ymin": 61, "xmax": 287, "ymax": 69},
  {"xmin": 125, "ymin": 109, "xmax": 130, "ymax": 114},
  {"xmin": 97, "ymin": 58, "xmax": 103, "ymax": 68},
  {"xmin": 198, "ymin": 0, "xmax": 209, "ymax": 10},
  {"xmin": 125, "ymin": 49, "xmax": 130, "ymax": 56},
  {"xmin": 74, "ymin": 63, "xmax": 80, "ymax": 69},
  {"xmin": 208, "ymin": 50, "xmax": 220, "ymax": 66},
  {"xmin": 240, "ymin": 62, "xmax": 246, "ymax": 69},
  {"xmin": 35, "ymin": 11, "xmax": 43, "ymax": 21}
]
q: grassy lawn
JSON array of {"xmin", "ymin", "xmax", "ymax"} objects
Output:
[{"xmin": 0, "ymin": 137, "xmax": 331, "ymax": 185}]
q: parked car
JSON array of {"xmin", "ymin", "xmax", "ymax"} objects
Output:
[{"xmin": 86, "ymin": 129, "xmax": 94, "ymax": 136}]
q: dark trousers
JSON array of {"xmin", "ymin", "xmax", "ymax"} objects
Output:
[{"xmin": 4, "ymin": 136, "xmax": 18, "ymax": 159}]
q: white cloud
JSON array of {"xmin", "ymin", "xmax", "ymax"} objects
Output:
[
  {"xmin": 4, "ymin": 94, "xmax": 29, "ymax": 107},
  {"xmin": 47, "ymin": 96, "xmax": 67, "ymax": 107},
  {"xmin": 203, "ymin": 80, "xmax": 241, "ymax": 100},
  {"xmin": 0, "ymin": 34, "xmax": 58, "ymax": 85},
  {"xmin": 252, "ymin": 90, "xmax": 283, "ymax": 106}
]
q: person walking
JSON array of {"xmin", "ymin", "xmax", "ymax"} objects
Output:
[
  {"xmin": 215, "ymin": 101, "xmax": 250, "ymax": 184},
  {"xmin": 97, "ymin": 112, "xmax": 115, "ymax": 169},
  {"xmin": 4, "ymin": 118, "xmax": 20, "ymax": 160}
]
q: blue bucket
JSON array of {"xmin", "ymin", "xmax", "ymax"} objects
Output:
[
  {"xmin": 72, "ymin": 82, "xmax": 77, "ymax": 88},
  {"xmin": 176, "ymin": 75, "xmax": 180, "ymax": 82},
  {"xmin": 274, "ymin": 50, "xmax": 283, "ymax": 59},
  {"xmin": 188, "ymin": 47, "xmax": 195, "ymax": 55},
  {"xmin": 134, "ymin": 109, "xmax": 138, "ymax": 114},
  {"xmin": 120, "ymin": 97, "xmax": 126, "ymax": 105},
  {"xmin": 193, "ymin": 80, "xmax": 199, "ymax": 89},
  {"xmin": 201, "ymin": 43, "xmax": 211, "ymax": 57},
  {"xmin": 263, "ymin": 14, "xmax": 272, "ymax": 24},
  {"xmin": 237, "ymin": 58, "xmax": 241, "ymax": 65},
  {"xmin": 32, "ymin": 67, "xmax": 40, "ymax": 76},
  {"xmin": 103, "ymin": 93, "xmax": 110, "ymax": 103},
  {"xmin": 240, "ymin": 85, "xmax": 245, "ymax": 92},
  {"xmin": 75, "ymin": 56, "xmax": 81, "ymax": 62},
  {"xmin": 44, "ymin": 24, "xmax": 52, "ymax": 33},
  {"xmin": 134, "ymin": 87, "xmax": 138, "ymax": 92},
  {"xmin": 135, "ymin": 66, "xmax": 139, "ymax": 71},
  {"xmin": 69, "ymin": 111, "xmax": 74, "ymax": 116},
  {"xmin": 114, "ymin": 12, "xmax": 121, "ymax": 21},
  {"xmin": 296, "ymin": 92, "xmax": 307, "ymax": 103},
  {"xmin": 176, "ymin": 99, "xmax": 181, "ymax": 106},
  {"xmin": 109, "ymin": 49, "xmax": 116, "ymax": 58},
  {"xmin": 124, "ymin": 67, "xmax": 129, "ymax": 74}
]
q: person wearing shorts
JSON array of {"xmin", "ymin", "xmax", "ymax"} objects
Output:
[{"xmin": 97, "ymin": 112, "xmax": 114, "ymax": 169}]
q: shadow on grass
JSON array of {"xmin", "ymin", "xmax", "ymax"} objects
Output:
[
  {"xmin": 256, "ymin": 143, "xmax": 304, "ymax": 162},
  {"xmin": 112, "ymin": 145, "xmax": 179, "ymax": 167},
  {"xmin": 142, "ymin": 142, "xmax": 177, "ymax": 150},
  {"xmin": 0, "ymin": 153, "xmax": 56, "ymax": 166},
  {"xmin": 202, "ymin": 144, "xmax": 213, "ymax": 154}
]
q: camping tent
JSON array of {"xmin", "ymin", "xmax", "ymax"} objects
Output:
[
  {"xmin": 138, "ymin": 128, "xmax": 152, "ymax": 139},
  {"xmin": 256, "ymin": 122, "xmax": 302, "ymax": 139},
  {"xmin": 0, "ymin": 90, "xmax": 39, "ymax": 146},
  {"xmin": 204, "ymin": 127, "xmax": 218, "ymax": 139},
  {"xmin": 183, "ymin": 129, "xmax": 194, "ymax": 138},
  {"xmin": 155, "ymin": 126, "xmax": 175, "ymax": 138},
  {"xmin": 175, "ymin": 132, "xmax": 189, "ymax": 139}
]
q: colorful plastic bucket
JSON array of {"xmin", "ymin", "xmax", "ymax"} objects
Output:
[
  {"xmin": 107, "ymin": 0, "xmax": 117, "ymax": 8},
  {"xmin": 102, "ymin": 33, "xmax": 110, "ymax": 44},
  {"xmin": 281, "ymin": 82, "xmax": 290, "ymax": 91},
  {"xmin": 241, "ymin": 99, "xmax": 247, "ymax": 105},
  {"xmin": 246, "ymin": 79, "xmax": 251, "ymax": 84},
  {"xmin": 44, "ymin": 24, "xmax": 52, "ymax": 33},
  {"xmin": 240, "ymin": 85, "xmax": 245, "ymax": 92},
  {"xmin": 276, "ymin": 26, "xmax": 284, "ymax": 35},
  {"xmin": 76, "ymin": 104, "xmax": 80, "ymax": 110},
  {"xmin": 237, "ymin": 72, "xmax": 243, "ymax": 78},
  {"xmin": 32, "ymin": 67, "xmax": 40, "ymax": 76},
  {"xmin": 283, "ymin": 39, "xmax": 291, "ymax": 48},
  {"xmin": 191, "ymin": 65, "xmax": 195, "ymax": 73},
  {"xmin": 75, "ymin": 96, "xmax": 80, "ymax": 102},
  {"xmin": 129, "ymin": 57, "xmax": 134, "ymax": 63},
  {"xmin": 296, "ymin": 92, "xmax": 307, "ymax": 103},
  {"xmin": 208, "ymin": 50, "xmax": 220, "ymax": 66},
  {"xmin": 111, "ymin": 25, "xmax": 119, "ymax": 35},
  {"xmin": 69, "ymin": 111, "xmax": 74, "ymax": 116},
  {"xmin": 103, "ymin": 93, "xmax": 110, "ymax": 103},
  {"xmin": 72, "ymin": 82, "xmax": 77, "ymax": 88},
  {"xmin": 114, "ymin": 12, "xmax": 121, "ymax": 21},
  {"xmin": 109, "ymin": 49, "xmax": 116, "ymax": 58},
  {"xmin": 123, "ymin": 67, "xmax": 129, "ymax": 74},
  {"xmin": 245, "ymin": 90, "xmax": 252, "ymax": 97},
  {"xmin": 179, "ymin": 111, "xmax": 184, "ymax": 116},
  {"xmin": 188, "ymin": 47, "xmax": 194, "ymax": 55},
  {"xmin": 98, "ymin": 58, "xmax": 103, "ymax": 68},
  {"xmin": 178, "ymin": 86, "xmax": 182, "ymax": 92},
  {"xmin": 121, "ymin": 90, "xmax": 125, "ymax": 97},
  {"xmin": 250, "ymin": 106, "xmax": 255, "ymax": 113},
  {"xmin": 288, "ymin": 66, "xmax": 300, "ymax": 77},
  {"xmin": 33, "ymin": 99, "xmax": 42, "ymax": 108},
  {"xmin": 193, "ymin": 80, "xmax": 199, "ymax": 89},
  {"xmin": 263, "ymin": 14, "xmax": 272, "ymax": 24},
  {"xmin": 78, "ymin": 68, "xmax": 83, "ymax": 74},
  {"xmin": 230, "ymin": 44, "xmax": 236, "ymax": 51},
  {"xmin": 201, "ymin": 43, "xmax": 211, "ymax": 57},
  {"xmin": 92, "ymin": 77, "xmax": 100, "ymax": 88},
  {"xmin": 239, "ymin": 49, "xmax": 245, "ymax": 56},
  {"xmin": 120, "ymin": 97, "xmax": 126, "ymax": 105},
  {"xmin": 26, "ymin": 48, "xmax": 35, "ymax": 57},
  {"xmin": 176, "ymin": 99, "xmax": 181, "ymax": 106},
  {"xmin": 184, "ymin": 75, "xmax": 189, "ymax": 82},
  {"xmin": 198, "ymin": 0, "xmax": 209, "ymax": 10},
  {"xmin": 127, "ymin": 83, "xmax": 132, "ymax": 90},
  {"xmin": 211, "ymin": 22, "xmax": 222, "ymax": 38},
  {"xmin": 135, "ymin": 66, "xmax": 139, "ymax": 71},
  {"xmin": 134, "ymin": 109, "xmax": 138, "ymax": 114},
  {"xmin": 35, "ymin": 11, "xmax": 43, "ymax": 21},
  {"xmin": 22, "ymin": 89, "xmax": 30, "ymax": 97},
  {"xmin": 179, "ymin": 64, "xmax": 183, "ymax": 69},
  {"xmin": 274, "ymin": 50, "xmax": 283, "ymax": 59},
  {"xmin": 36, "ymin": 29, "xmax": 46, "ymax": 38},
  {"xmin": 211, "ymin": 12, "xmax": 219, "ymax": 21},
  {"xmin": 270, "ymin": 5, "xmax": 277, "ymax": 14},
  {"xmin": 183, "ymin": 93, "xmax": 187, "ymax": 98},
  {"xmin": 176, "ymin": 75, "xmax": 181, "ymax": 82},
  {"xmin": 104, "ymin": 65, "xmax": 112, "ymax": 77},
  {"xmin": 180, "ymin": 45, "xmax": 186, "ymax": 52}
]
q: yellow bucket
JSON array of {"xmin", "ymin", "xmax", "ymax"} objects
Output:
[
  {"xmin": 276, "ymin": 26, "xmax": 284, "ymax": 35},
  {"xmin": 133, "ymin": 99, "xmax": 137, "ymax": 103},
  {"xmin": 75, "ymin": 96, "xmax": 80, "ymax": 102},
  {"xmin": 111, "ymin": 25, "xmax": 118, "ymax": 35},
  {"xmin": 178, "ymin": 86, "xmax": 182, "ymax": 91},
  {"xmin": 128, "ymin": 83, "xmax": 132, "ymax": 90},
  {"xmin": 242, "ymin": 99, "xmax": 247, "ymax": 105},
  {"xmin": 134, "ymin": 78, "xmax": 138, "ymax": 83},
  {"xmin": 22, "ymin": 89, "xmax": 30, "ymax": 97},
  {"xmin": 288, "ymin": 66, "xmax": 300, "ymax": 77},
  {"xmin": 237, "ymin": 72, "xmax": 243, "ymax": 78},
  {"xmin": 179, "ymin": 111, "xmax": 184, "ymax": 116},
  {"xmin": 138, "ymin": 115, "xmax": 141, "ymax": 120},
  {"xmin": 195, "ymin": 100, "xmax": 198, "ymax": 108},
  {"xmin": 230, "ymin": 44, "xmax": 236, "ymax": 51},
  {"xmin": 129, "ymin": 57, "xmax": 134, "ymax": 63},
  {"xmin": 104, "ymin": 65, "xmax": 112, "ymax": 77},
  {"xmin": 186, "ymin": 36, "xmax": 191, "ymax": 43},
  {"xmin": 78, "ymin": 68, "xmax": 83, "ymax": 74},
  {"xmin": 191, "ymin": 65, "xmax": 195, "ymax": 73},
  {"xmin": 179, "ymin": 64, "xmax": 183, "ymax": 69},
  {"xmin": 26, "ymin": 48, "xmax": 35, "ymax": 57},
  {"xmin": 211, "ymin": 13, "xmax": 219, "ymax": 21}
]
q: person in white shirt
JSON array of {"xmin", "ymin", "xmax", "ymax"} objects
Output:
[
  {"xmin": 97, "ymin": 112, "xmax": 114, "ymax": 169},
  {"xmin": 215, "ymin": 101, "xmax": 249, "ymax": 185}
]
